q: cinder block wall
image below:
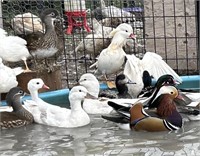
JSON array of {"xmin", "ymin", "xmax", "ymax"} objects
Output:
[{"xmin": 144, "ymin": 0, "xmax": 197, "ymax": 73}]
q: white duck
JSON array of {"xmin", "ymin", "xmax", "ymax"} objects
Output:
[
  {"xmin": 0, "ymin": 58, "xmax": 24, "ymax": 93},
  {"xmin": 78, "ymin": 73, "xmax": 139, "ymax": 114},
  {"xmin": 0, "ymin": 28, "xmax": 31, "ymax": 72},
  {"xmin": 23, "ymin": 78, "xmax": 91, "ymax": 128},
  {"xmin": 124, "ymin": 52, "xmax": 182, "ymax": 98},
  {"xmin": 90, "ymin": 23, "xmax": 136, "ymax": 88}
]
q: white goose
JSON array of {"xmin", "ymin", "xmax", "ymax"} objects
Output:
[
  {"xmin": 0, "ymin": 28, "xmax": 31, "ymax": 72},
  {"xmin": 0, "ymin": 58, "xmax": 24, "ymax": 93},
  {"xmin": 124, "ymin": 52, "xmax": 183, "ymax": 98},
  {"xmin": 90, "ymin": 23, "xmax": 136, "ymax": 88},
  {"xmin": 23, "ymin": 78, "xmax": 91, "ymax": 128}
]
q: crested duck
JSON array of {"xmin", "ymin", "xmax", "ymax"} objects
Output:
[
  {"xmin": 102, "ymin": 85, "xmax": 183, "ymax": 131},
  {"xmin": 124, "ymin": 52, "xmax": 182, "ymax": 98},
  {"xmin": 23, "ymin": 78, "xmax": 92, "ymax": 128},
  {"xmin": 78, "ymin": 73, "xmax": 113, "ymax": 114},
  {"xmin": 19, "ymin": 8, "xmax": 63, "ymax": 72},
  {"xmin": 0, "ymin": 58, "xmax": 24, "ymax": 93},
  {"xmin": 90, "ymin": 23, "xmax": 136, "ymax": 88},
  {"xmin": 0, "ymin": 87, "xmax": 34, "ymax": 129},
  {"xmin": 0, "ymin": 28, "xmax": 31, "ymax": 72},
  {"xmin": 11, "ymin": 12, "xmax": 44, "ymax": 35},
  {"xmin": 78, "ymin": 73, "xmax": 140, "ymax": 114}
]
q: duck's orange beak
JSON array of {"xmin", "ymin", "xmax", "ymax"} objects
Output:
[{"xmin": 42, "ymin": 84, "xmax": 50, "ymax": 90}]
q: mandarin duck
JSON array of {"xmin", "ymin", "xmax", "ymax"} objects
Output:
[
  {"xmin": 19, "ymin": 8, "xmax": 63, "ymax": 72},
  {"xmin": 102, "ymin": 86, "xmax": 184, "ymax": 131},
  {"xmin": 0, "ymin": 87, "xmax": 34, "ymax": 129}
]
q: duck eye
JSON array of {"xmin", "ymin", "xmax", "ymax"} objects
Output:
[
  {"xmin": 125, "ymin": 30, "xmax": 128, "ymax": 32},
  {"xmin": 79, "ymin": 90, "xmax": 82, "ymax": 92},
  {"xmin": 51, "ymin": 12, "xmax": 55, "ymax": 16},
  {"xmin": 36, "ymin": 82, "xmax": 40, "ymax": 85},
  {"xmin": 170, "ymin": 92, "xmax": 174, "ymax": 94},
  {"xmin": 18, "ymin": 90, "xmax": 23, "ymax": 94},
  {"xmin": 84, "ymin": 79, "xmax": 86, "ymax": 81}
]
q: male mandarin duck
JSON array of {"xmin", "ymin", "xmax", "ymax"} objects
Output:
[
  {"xmin": 124, "ymin": 52, "xmax": 182, "ymax": 98},
  {"xmin": 90, "ymin": 23, "xmax": 136, "ymax": 88},
  {"xmin": 0, "ymin": 28, "xmax": 31, "ymax": 72},
  {"xmin": 0, "ymin": 87, "xmax": 34, "ymax": 129},
  {"xmin": 19, "ymin": 8, "xmax": 63, "ymax": 72},
  {"xmin": 23, "ymin": 78, "xmax": 93, "ymax": 128},
  {"xmin": 102, "ymin": 85, "xmax": 184, "ymax": 131},
  {"xmin": 0, "ymin": 58, "xmax": 24, "ymax": 93}
]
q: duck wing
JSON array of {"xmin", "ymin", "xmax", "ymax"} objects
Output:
[{"xmin": 141, "ymin": 52, "xmax": 182, "ymax": 83}]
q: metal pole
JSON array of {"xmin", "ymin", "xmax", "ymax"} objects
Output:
[{"xmin": 0, "ymin": 0, "xmax": 3, "ymax": 28}]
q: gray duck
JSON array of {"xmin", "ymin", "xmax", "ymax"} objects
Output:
[
  {"xmin": 20, "ymin": 8, "xmax": 63, "ymax": 72},
  {"xmin": 0, "ymin": 87, "xmax": 34, "ymax": 129}
]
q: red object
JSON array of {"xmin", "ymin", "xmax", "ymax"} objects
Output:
[{"xmin": 65, "ymin": 11, "xmax": 91, "ymax": 34}]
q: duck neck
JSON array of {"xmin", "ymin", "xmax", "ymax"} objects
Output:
[
  {"xmin": 10, "ymin": 97, "xmax": 23, "ymax": 112},
  {"xmin": 44, "ymin": 18, "xmax": 55, "ymax": 33},
  {"xmin": 70, "ymin": 99, "xmax": 83, "ymax": 111},
  {"xmin": 30, "ymin": 89, "xmax": 40, "ymax": 102}
]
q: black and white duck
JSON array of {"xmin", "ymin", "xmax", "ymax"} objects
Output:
[{"xmin": 0, "ymin": 87, "xmax": 34, "ymax": 129}]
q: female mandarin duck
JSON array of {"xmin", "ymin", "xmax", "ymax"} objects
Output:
[
  {"xmin": 102, "ymin": 86, "xmax": 184, "ymax": 131},
  {"xmin": 0, "ymin": 87, "xmax": 34, "ymax": 129},
  {"xmin": 0, "ymin": 58, "xmax": 24, "ymax": 93},
  {"xmin": 23, "ymin": 78, "xmax": 93, "ymax": 128},
  {"xmin": 90, "ymin": 23, "xmax": 136, "ymax": 88},
  {"xmin": 19, "ymin": 8, "xmax": 63, "ymax": 72},
  {"xmin": 0, "ymin": 28, "xmax": 31, "ymax": 72}
]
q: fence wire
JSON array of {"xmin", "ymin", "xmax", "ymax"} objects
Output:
[{"xmin": 0, "ymin": 0, "xmax": 199, "ymax": 88}]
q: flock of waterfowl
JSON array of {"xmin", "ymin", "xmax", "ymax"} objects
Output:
[{"xmin": 0, "ymin": 7, "xmax": 199, "ymax": 132}]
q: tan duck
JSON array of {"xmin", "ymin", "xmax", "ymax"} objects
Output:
[
  {"xmin": 19, "ymin": 8, "xmax": 63, "ymax": 72},
  {"xmin": 0, "ymin": 87, "xmax": 34, "ymax": 129}
]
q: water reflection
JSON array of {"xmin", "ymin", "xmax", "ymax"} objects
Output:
[{"xmin": 0, "ymin": 115, "xmax": 199, "ymax": 156}]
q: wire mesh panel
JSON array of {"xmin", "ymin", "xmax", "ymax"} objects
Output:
[{"xmin": 0, "ymin": 0, "xmax": 199, "ymax": 89}]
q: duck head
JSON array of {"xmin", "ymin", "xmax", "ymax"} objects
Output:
[
  {"xmin": 40, "ymin": 8, "xmax": 60, "ymax": 28},
  {"xmin": 155, "ymin": 74, "xmax": 179, "ymax": 88},
  {"xmin": 115, "ymin": 74, "xmax": 136, "ymax": 96},
  {"xmin": 109, "ymin": 23, "xmax": 136, "ymax": 39},
  {"xmin": 70, "ymin": 85, "xmax": 97, "ymax": 102},
  {"xmin": 149, "ymin": 86, "xmax": 184, "ymax": 116},
  {"xmin": 78, "ymin": 73, "xmax": 100, "ymax": 98},
  {"xmin": 6, "ymin": 87, "xmax": 25, "ymax": 107},
  {"xmin": 27, "ymin": 78, "xmax": 50, "ymax": 92}
]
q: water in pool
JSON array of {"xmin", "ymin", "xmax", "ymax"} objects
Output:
[{"xmin": 0, "ymin": 114, "xmax": 199, "ymax": 156}]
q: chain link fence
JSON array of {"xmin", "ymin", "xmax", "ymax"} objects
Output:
[{"xmin": 0, "ymin": 0, "xmax": 199, "ymax": 89}]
